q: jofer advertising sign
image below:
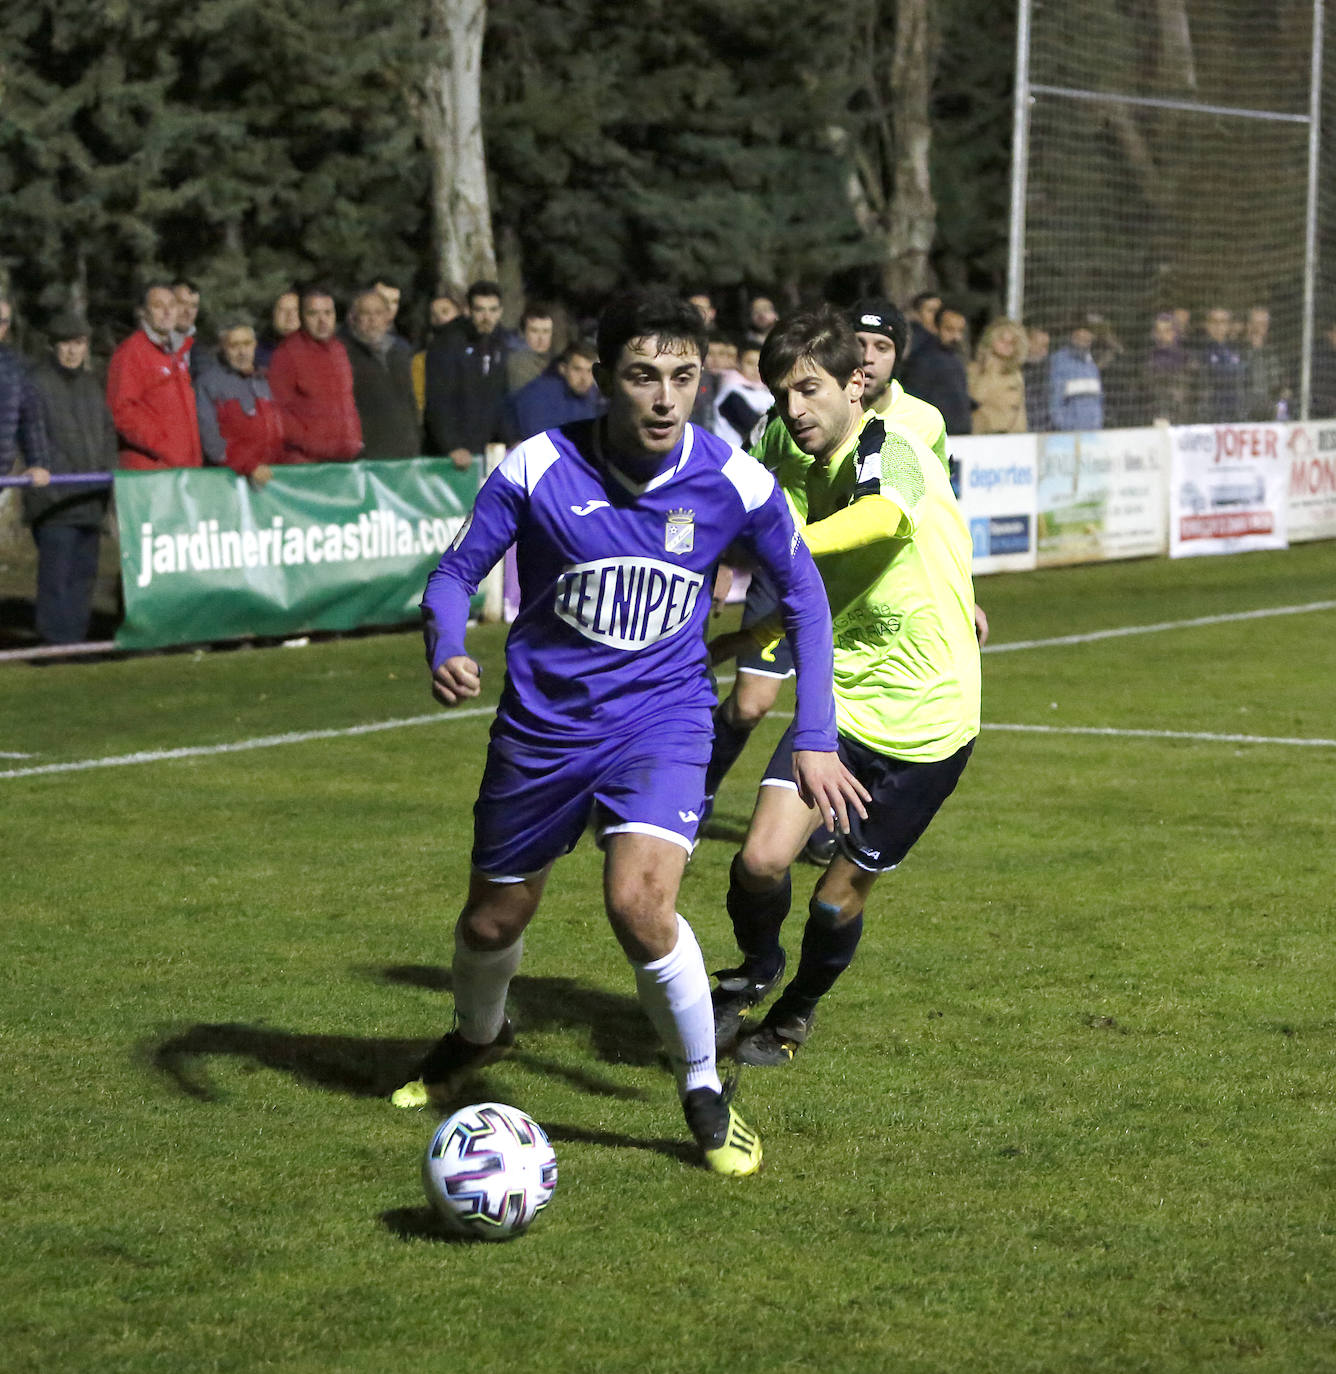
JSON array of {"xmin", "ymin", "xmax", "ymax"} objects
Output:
[
  {"xmin": 1169, "ymin": 424, "xmax": 1289, "ymax": 558},
  {"xmin": 115, "ymin": 458, "xmax": 481, "ymax": 650}
]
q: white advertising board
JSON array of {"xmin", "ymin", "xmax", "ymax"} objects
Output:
[
  {"xmin": 1169, "ymin": 424, "xmax": 1289, "ymax": 558},
  {"xmin": 1035, "ymin": 427, "xmax": 1170, "ymax": 567},
  {"xmin": 954, "ymin": 433, "xmax": 1038, "ymax": 575},
  {"xmin": 1285, "ymin": 421, "xmax": 1336, "ymax": 543}
]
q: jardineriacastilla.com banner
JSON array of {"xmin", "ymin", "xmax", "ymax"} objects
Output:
[{"xmin": 115, "ymin": 458, "xmax": 482, "ymax": 650}]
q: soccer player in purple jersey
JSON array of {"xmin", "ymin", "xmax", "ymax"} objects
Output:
[{"xmin": 391, "ymin": 290, "xmax": 868, "ymax": 1176}]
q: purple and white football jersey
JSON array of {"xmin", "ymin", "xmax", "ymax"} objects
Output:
[{"xmin": 422, "ymin": 419, "xmax": 836, "ymax": 749}]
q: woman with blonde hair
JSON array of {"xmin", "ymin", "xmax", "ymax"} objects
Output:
[{"xmin": 968, "ymin": 317, "xmax": 1029, "ymax": 434}]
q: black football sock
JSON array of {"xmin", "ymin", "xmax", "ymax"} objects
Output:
[
  {"xmin": 704, "ymin": 698, "xmax": 756, "ymax": 801},
  {"xmin": 724, "ymin": 854, "xmax": 789, "ymax": 979},
  {"xmin": 773, "ymin": 896, "xmax": 864, "ymax": 1021}
]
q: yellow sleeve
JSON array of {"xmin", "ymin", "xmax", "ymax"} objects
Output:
[
  {"xmin": 412, "ymin": 351, "xmax": 426, "ymax": 416},
  {"xmin": 800, "ymin": 495, "xmax": 905, "ymax": 557}
]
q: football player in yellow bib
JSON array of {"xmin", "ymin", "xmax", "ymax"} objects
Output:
[
  {"xmin": 709, "ymin": 306, "xmax": 981, "ymax": 1066},
  {"xmin": 703, "ymin": 299, "xmax": 986, "ymax": 858}
]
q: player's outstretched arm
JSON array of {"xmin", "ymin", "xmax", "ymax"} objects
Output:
[
  {"xmin": 792, "ymin": 750, "xmax": 870, "ymax": 834},
  {"xmin": 431, "ymin": 654, "xmax": 482, "ymax": 706}
]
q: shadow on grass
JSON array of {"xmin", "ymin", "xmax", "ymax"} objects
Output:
[
  {"xmin": 379, "ymin": 1206, "xmax": 474, "ymax": 1245},
  {"xmin": 148, "ymin": 1024, "xmax": 430, "ymax": 1102},
  {"xmin": 375, "ymin": 969, "xmax": 661, "ymax": 1068},
  {"xmin": 147, "ymin": 1021, "xmax": 648, "ymax": 1106}
]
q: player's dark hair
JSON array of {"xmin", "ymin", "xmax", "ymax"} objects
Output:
[
  {"xmin": 758, "ymin": 306, "xmax": 862, "ymax": 390},
  {"xmin": 596, "ymin": 290, "xmax": 707, "ymax": 369}
]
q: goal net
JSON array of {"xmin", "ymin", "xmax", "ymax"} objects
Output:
[{"xmin": 1010, "ymin": 0, "xmax": 1329, "ymax": 424}]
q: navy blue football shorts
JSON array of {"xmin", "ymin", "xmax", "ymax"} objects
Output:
[
  {"xmin": 472, "ymin": 720, "xmax": 713, "ymax": 881},
  {"xmin": 761, "ymin": 718, "xmax": 974, "ymax": 874}
]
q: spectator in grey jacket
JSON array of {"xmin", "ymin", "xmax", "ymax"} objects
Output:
[
  {"xmin": 346, "ymin": 289, "xmax": 421, "ymax": 460},
  {"xmin": 20, "ymin": 311, "xmax": 115, "ymax": 644}
]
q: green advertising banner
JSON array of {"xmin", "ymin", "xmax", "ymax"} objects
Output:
[{"xmin": 115, "ymin": 458, "xmax": 482, "ymax": 650}]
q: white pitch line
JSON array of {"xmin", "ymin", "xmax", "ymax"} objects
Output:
[
  {"xmin": 985, "ymin": 722, "xmax": 1336, "ymax": 748},
  {"xmin": 0, "ymin": 707, "xmax": 497, "ymax": 780},
  {"xmin": 4, "ymin": 600, "xmax": 1334, "ymax": 781},
  {"xmin": 983, "ymin": 599, "xmax": 1336, "ymax": 653}
]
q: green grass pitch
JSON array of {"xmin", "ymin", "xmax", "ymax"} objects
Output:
[{"xmin": 2, "ymin": 542, "xmax": 1334, "ymax": 1373}]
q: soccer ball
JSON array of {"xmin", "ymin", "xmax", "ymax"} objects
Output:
[{"xmin": 422, "ymin": 1102, "xmax": 558, "ymax": 1241}]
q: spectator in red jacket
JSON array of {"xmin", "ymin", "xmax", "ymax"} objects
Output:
[
  {"xmin": 196, "ymin": 319, "xmax": 286, "ymax": 483},
  {"xmin": 106, "ymin": 282, "xmax": 203, "ymax": 469},
  {"xmin": 267, "ymin": 286, "xmax": 362, "ymax": 463}
]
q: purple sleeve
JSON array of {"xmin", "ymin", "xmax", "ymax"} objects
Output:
[
  {"xmin": 743, "ymin": 486, "xmax": 838, "ymax": 752},
  {"xmin": 420, "ymin": 465, "xmax": 525, "ymax": 670}
]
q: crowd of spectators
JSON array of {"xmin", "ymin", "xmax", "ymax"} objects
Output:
[
  {"xmin": 956, "ymin": 302, "xmax": 1312, "ymax": 436},
  {"xmin": 3, "ymin": 271, "xmax": 1334, "ymax": 647}
]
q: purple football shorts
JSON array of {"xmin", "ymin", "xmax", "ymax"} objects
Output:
[{"xmin": 471, "ymin": 719, "xmax": 713, "ymax": 879}]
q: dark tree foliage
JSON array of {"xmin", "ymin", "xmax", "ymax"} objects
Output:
[
  {"xmin": 0, "ymin": 0, "xmax": 1019, "ymax": 343},
  {"xmin": 930, "ymin": 0, "xmax": 1017, "ymax": 315},
  {"xmin": 482, "ymin": 0, "xmax": 869, "ymax": 312},
  {"xmin": 0, "ymin": 0, "xmax": 426, "ymax": 339}
]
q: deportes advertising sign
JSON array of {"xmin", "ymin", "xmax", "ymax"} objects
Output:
[
  {"xmin": 1169, "ymin": 424, "xmax": 1289, "ymax": 558},
  {"xmin": 1285, "ymin": 421, "xmax": 1336, "ymax": 543},
  {"xmin": 115, "ymin": 458, "xmax": 481, "ymax": 650},
  {"xmin": 953, "ymin": 434, "xmax": 1038, "ymax": 575}
]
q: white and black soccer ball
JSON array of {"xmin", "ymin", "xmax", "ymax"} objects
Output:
[{"xmin": 422, "ymin": 1102, "xmax": 558, "ymax": 1241}]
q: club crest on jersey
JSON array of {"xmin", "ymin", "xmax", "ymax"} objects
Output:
[{"xmin": 665, "ymin": 508, "xmax": 695, "ymax": 555}]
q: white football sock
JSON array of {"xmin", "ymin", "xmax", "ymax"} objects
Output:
[
  {"xmin": 453, "ymin": 928, "xmax": 523, "ymax": 1044},
  {"xmin": 631, "ymin": 915, "xmax": 722, "ymax": 1098}
]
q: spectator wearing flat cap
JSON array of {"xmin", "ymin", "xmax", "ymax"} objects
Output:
[{"xmin": 22, "ymin": 311, "xmax": 117, "ymax": 644}]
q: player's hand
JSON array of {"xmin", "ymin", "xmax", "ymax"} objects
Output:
[
  {"xmin": 27, "ymin": 467, "xmax": 51, "ymax": 487},
  {"xmin": 431, "ymin": 654, "xmax": 481, "ymax": 706},
  {"xmin": 792, "ymin": 750, "xmax": 870, "ymax": 834},
  {"xmin": 974, "ymin": 603, "xmax": 989, "ymax": 646},
  {"xmin": 711, "ymin": 565, "xmax": 734, "ymax": 615},
  {"xmin": 706, "ymin": 629, "xmax": 749, "ymax": 666},
  {"xmin": 449, "ymin": 448, "xmax": 474, "ymax": 471},
  {"xmin": 249, "ymin": 464, "xmax": 275, "ymax": 487}
]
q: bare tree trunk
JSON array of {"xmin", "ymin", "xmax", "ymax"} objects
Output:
[
  {"xmin": 419, "ymin": 0, "xmax": 496, "ymax": 295},
  {"xmin": 881, "ymin": 0, "xmax": 938, "ymax": 303}
]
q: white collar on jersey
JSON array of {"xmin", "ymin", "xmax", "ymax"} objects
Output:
[{"xmin": 593, "ymin": 419, "xmax": 696, "ymax": 497}]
